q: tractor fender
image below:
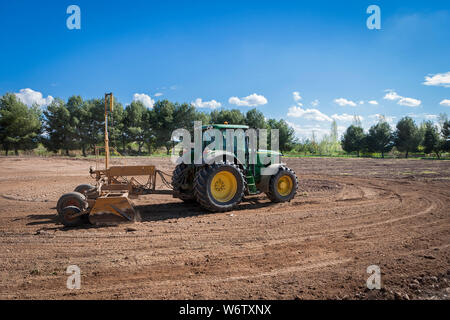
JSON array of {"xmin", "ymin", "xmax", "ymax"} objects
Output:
[{"xmin": 256, "ymin": 163, "xmax": 284, "ymax": 193}]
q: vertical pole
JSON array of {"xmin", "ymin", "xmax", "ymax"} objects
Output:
[{"xmin": 104, "ymin": 93, "xmax": 110, "ymax": 170}]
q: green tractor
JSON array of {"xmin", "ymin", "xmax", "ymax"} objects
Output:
[{"xmin": 171, "ymin": 124, "xmax": 298, "ymax": 212}]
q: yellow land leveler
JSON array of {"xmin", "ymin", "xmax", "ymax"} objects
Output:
[{"xmin": 56, "ymin": 93, "xmax": 173, "ymax": 226}]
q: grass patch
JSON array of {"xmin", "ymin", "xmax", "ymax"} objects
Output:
[{"xmin": 421, "ymin": 171, "xmax": 438, "ymax": 175}]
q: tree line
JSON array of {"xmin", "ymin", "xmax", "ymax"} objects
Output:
[
  {"xmin": 0, "ymin": 93, "xmax": 295, "ymax": 156},
  {"xmin": 340, "ymin": 115, "xmax": 450, "ymax": 159},
  {"xmin": 1, "ymin": 93, "xmax": 448, "ymax": 159}
]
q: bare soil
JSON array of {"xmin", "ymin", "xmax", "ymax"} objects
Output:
[{"xmin": 0, "ymin": 156, "xmax": 449, "ymax": 300}]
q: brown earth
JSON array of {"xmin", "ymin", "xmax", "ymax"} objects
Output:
[{"xmin": 0, "ymin": 156, "xmax": 449, "ymax": 300}]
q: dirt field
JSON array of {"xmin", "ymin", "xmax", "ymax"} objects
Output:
[{"xmin": 0, "ymin": 156, "xmax": 449, "ymax": 300}]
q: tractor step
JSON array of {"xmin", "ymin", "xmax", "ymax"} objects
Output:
[{"xmin": 246, "ymin": 175, "xmax": 259, "ymax": 195}]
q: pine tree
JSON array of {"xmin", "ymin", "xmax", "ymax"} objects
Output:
[{"xmin": 0, "ymin": 94, "xmax": 42, "ymax": 155}]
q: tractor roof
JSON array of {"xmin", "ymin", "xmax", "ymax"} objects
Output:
[{"xmin": 202, "ymin": 124, "xmax": 250, "ymax": 130}]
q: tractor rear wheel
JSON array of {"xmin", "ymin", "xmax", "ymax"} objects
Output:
[
  {"xmin": 171, "ymin": 164, "xmax": 195, "ymax": 202},
  {"xmin": 266, "ymin": 166, "xmax": 298, "ymax": 203},
  {"xmin": 194, "ymin": 163, "xmax": 245, "ymax": 212}
]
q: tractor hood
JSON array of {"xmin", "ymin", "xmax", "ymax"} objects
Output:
[{"xmin": 257, "ymin": 149, "xmax": 283, "ymax": 157}]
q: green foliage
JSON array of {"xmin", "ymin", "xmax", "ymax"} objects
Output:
[
  {"xmin": 109, "ymin": 102, "xmax": 127, "ymax": 153},
  {"xmin": 245, "ymin": 108, "xmax": 266, "ymax": 129},
  {"xmin": 312, "ymin": 121, "xmax": 341, "ymax": 156},
  {"xmin": 394, "ymin": 117, "xmax": 422, "ymax": 158},
  {"xmin": 210, "ymin": 109, "xmax": 246, "ymax": 125},
  {"xmin": 0, "ymin": 93, "xmax": 42, "ymax": 155},
  {"xmin": 366, "ymin": 120, "xmax": 394, "ymax": 158},
  {"xmin": 148, "ymin": 101, "xmax": 201, "ymax": 154},
  {"xmin": 441, "ymin": 118, "xmax": 450, "ymax": 152},
  {"xmin": 330, "ymin": 120, "xmax": 338, "ymax": 143},
  {"xmin": 422, "ymin": 121, "xmax": 442, "ymax": 158},
  {"xmin": 266, "ymin": 119, "xmax": 295, "ymax": 152},
  {"xmin": 42, "ymin": 98, "xmax": 77, "ymax": 155},
  {"xmin": 194, "ymin": 111, "xmax": 211, "ymax": 126},
  {"xmin": 124, "ymin": 101, "xmax": 147, "ymax": 154},
  {"xmin": 341, "ymin": 125, "xmax": 366, "ymax": 156},
  {"xmin": 149, "ymin": 100, "xmax": 176, "ymax": 154},
  {"xmin": 76, "ymin": 98, "xmax": 104, "ymax": 155}
]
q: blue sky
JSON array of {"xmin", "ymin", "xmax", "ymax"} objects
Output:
[{"xmin": 0, "ymin": 0, "xmax": 449, "ymax": 139}]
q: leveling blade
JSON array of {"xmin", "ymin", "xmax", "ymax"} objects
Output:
[{"xmin": 88, "ymin": 194, "xmax": 137, "ymax": 226}]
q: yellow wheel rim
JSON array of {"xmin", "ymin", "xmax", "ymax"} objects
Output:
[
  {"xmin": 277, "ymin": 175, "xmax": 293, "ymax": 196},
  {"xmin": 210, "ymin": 171, "xmax": 238, "ymax": 203}
]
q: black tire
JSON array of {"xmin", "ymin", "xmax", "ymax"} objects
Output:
[
  {"xmin": 266, "ymin": 166, "xmax": 298, "ymax": 203},
  {"xmin": 171, "ymin": 164, "xmax": 195, "ymax": 202},
  {"xmin": 74, "ymin": 184, "xmax": 95, "ymax": 195},
  {"xmin": 60, "ymin": 206, "xmax": 87, "ymax": 227},
  {"xmin": 56, "ymin": 192, "xmax": 88, "ymax": 215},
  {"xmin": 194, "ymin": 162, "xmax": 245, "ymax": 212}
]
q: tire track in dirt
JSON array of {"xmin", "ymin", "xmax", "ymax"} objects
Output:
[{"xmin": 0, "ymin": 157, "xmax": 449, "ymax": 299}]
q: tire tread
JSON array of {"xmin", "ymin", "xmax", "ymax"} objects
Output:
[
  {"xmin": 194, "ymin": 162, "xmax": 245, "ymax": 212},
  {"xmin": 266, "ymin": 166, "xmax": 299, "ymax": 203}
]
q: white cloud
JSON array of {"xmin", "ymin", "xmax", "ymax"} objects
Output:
[
  {"xmin": 191, "ymin": 98, "xmax": 221, "ymax": 109},
  {"xmin": 368, "ymin": 100, "xmax": 379, "ymax": 105},
  {"xmin": 286, "ymin": 121, "xmax": 329, "ymax": 139},
  {"xmin": 154, "ymin": 93, "xmax": 163, "ymax": 97},
  {"xmin": 311, "ymin": 99, "xmax": 319, "ymax": 107},
  {"xmin": 384, "ymin": 90, "xmax": 402, "ymax": 101},
  {"xmin": 133, "ymin": 93, "xmax": 155, "ymax": 109},
  {"xmin": 287, "ymin": 106, "xmax": 332, "ymax": 122},
  {"xmin": 440, "ymin": 99, "xmax": 450, "ymax": 106},
  {"xmin": 383, "ymin": 90, "xmax": 421, "ymax": 107},
  {"xmin": 421, "ymin": 114, "xmax": 437, "ymax": 120},
  {"xmin": 286, "ymin": 121, "xmax": 346, "ymax": 140},
  {"xmin": 409, "ymin": 113, "xmax": 438, "ymax": 121},
  {"xmin": 398, "ymin": 97, "xmax": 421, "ymax": 107},
  {"xmin": 15, "ymin": 88, "xmax": 54, "ymax": 107},
  {"xmin": 423, "ymin": 72, "xmax": 450, "ymax": 87},
  {"xmin": 293, "ymin": 91, "xmax": 302, "ymax": 103},
  {"xmin": 369, "ymin": 114, "xmax": 396, "ymax": 124},
  {"xmin": 359, "ymin": 101, "xmax": 364, "ymax": 105},
  {"xmin": 334, "ymin": 98, "xmax": 357, "ymax": 107},
  {"xmin": 228, "ymin": 93, "xmax": 268, "ymax": 107},
  {"xmin": 331, "ymin": 114, "xmax": 363, "ymax": 122}
]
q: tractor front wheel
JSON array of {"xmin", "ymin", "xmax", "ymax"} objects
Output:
[
  {"xmin": 194, "ymin": 163, "xmax": 245, "ymax": 212},
  {"xmin": 266, "ymin": 166, "xmax": 298, "ymax": 203}
]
